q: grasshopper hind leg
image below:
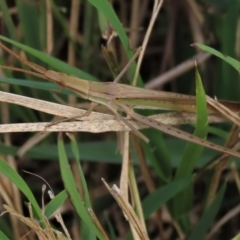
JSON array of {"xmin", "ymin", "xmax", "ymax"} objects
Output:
[{"xmin": 105, "ymin": 102, "xmax": 149, "ymax": 142}]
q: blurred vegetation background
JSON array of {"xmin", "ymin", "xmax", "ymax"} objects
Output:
[{"xmin": 0, "ymin": 0, "xmax": 240, "ymax": 239}]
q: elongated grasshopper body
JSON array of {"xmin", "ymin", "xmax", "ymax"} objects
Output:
[{"xmin": 0, "ymin": 41, "xmax": 240, "ymax": 158}]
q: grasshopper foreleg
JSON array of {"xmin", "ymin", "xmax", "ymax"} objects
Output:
[{"xmin": 44, "ymin": 101, "xmax": 98, "ymax": 129}]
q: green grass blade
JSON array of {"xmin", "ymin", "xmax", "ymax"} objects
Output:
[
  {"xmin": 189, "ymin": 183, "xmax": 226, "ymax": 240},
  {"xmin": 232, "ymin": 232, "xmax": 240, "ymax": 240},
  {"xmin": 217, "ymin": 0, "xmax": 240, "ymax": 100},
  {"xmin": 98, "ymin": 10, "xmax": 111, "ymax": 38},
  {"xmin": 45, "ymin": 190, "xmax": 68, "ymax": 218},
  {"xmin": 171, "ymin": 67, "xmax": 208, "ymax": 229},
  {"xmin": 104, "ymin": 213, "xmax": 117, "ymax": 240},
  {"xmin": 38, "ymin": 1, "xmax": 46, "ymax": 49},
  {"xmin": 175, "ymin": 67, "xmax": 208, "ymax": 178},
  {"xmin": 15, "ymin": 0, "xmax": 41, "ymax": 49},
  {"xmin": 0, "ymin": 218, "xmax": 13, "ymax": 240},
  {"xmin": 2, "ymin": 139, "xmax": 237, "ymax": 168},
  {"xmin": 88, "ymin": 0, "xmax": 141, "ymax": 85},
  {"xmin": 68, "ymin": 134, "xmax": 97, "ymax": 239},
  {"xmin": 57, "ymin": 134, "xmax": 103, "ymax": 239},
  {"xmin": 192, "ymin": 43, "xmax": 240, "ymax": 73},
  {"xmin": 82, "ymin": 1, "xmax": 95, "ymax": 72},
  {"xmin": 0, "ymin": 1, "xmax": 16, "ymax": 39},
  {"xmin": 142, "ymin": 176, "xmax": 193, "ymax": 218},
  {"xmin": 141, "ymin": 135, "xmax": 171, "ymax": 183},
  {"xmin": 0, "ymin": 158, "xmax": 41, "ymax": 219},
  {"xmin": 0, "ymin": 35, "xmax": 96, "ymax": 81},
  {"xmin": 69, "ymin": 134, "xmax": 92, "ymax": 208},
  {"xmin": 0, "ymin": 78, "xmax": 71, "ymax": 94},
  {"xmin": 89, "ymin": 0, "xmax": 171, "ymax": 181},
  {"xmin": 49, "ymin": 0, "xmax": 73, "ymax": 41},
  {"xmin": 0, "ymin": 230, "xmax": 10, "ymax": 240}
]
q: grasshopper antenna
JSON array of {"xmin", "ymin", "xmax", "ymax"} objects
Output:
[
  {"xmin": 0, "ymin": 41, "xmax": 47, "ymax": 75},
  {"xmin": 0, "ymin": 65, "xmax": 47, "ymax": 80}
]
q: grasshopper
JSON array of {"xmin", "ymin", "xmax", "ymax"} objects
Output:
[{"xmin": 0, "ymin": 41, "xmax": 240, "ymax": 158}]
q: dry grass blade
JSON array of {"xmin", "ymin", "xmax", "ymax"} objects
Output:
[
  {"xmin": 3, "ymin": 205, "xmax": 68, "ymax": 240},
  {"xmin": 120, "ymin": 132, "xmax": 130, "ymax": 208},
  {"xmin": 102, "ymin": 179, "xmax": 150, "ymax": 240},
  {"xmin": 0, "ymin": 90, "xmax": 114, "ymax": 121},
  {"xmin": 131, "ymin": 136, "xmax": 165, "ymax": 238},
  {"xmin": 132, "ymin": 0, "xmax": 164, "ymax": 86},
  {"xmin": 0, "ymin": 90, "xmax": 231, "ymax": 134},
  {"xmin": 0, "ymin": 114, "xmax": 229, "ymax": 134},
  {"xmin": 88, "ymin": 208, "xmax": 109, "ymax": 240},
  {"xmin": 146, "ymin": 52, "xmax": 211, "ymax": 89},
  {"xmin": 17, "ymin": 132, "xmax": 51, "ymax": 157},
  {"xmin": 207, "ymin": 96, "xmax": 240, "ymax": 127},
  {"xmin": 231, "ymin": 162, "xmax": 240, "ymax": 193},
  {"xmin": 1, "ymin": 41, "xmax": 239, "ymax": 156}
]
